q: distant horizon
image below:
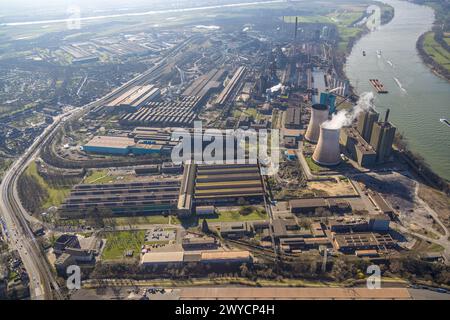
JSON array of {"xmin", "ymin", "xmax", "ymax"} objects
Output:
[{"xmin": 0, "ymin": 0, "xmax": 284, "ymax": 21}]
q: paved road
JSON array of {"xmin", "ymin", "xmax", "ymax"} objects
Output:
[{"xmin": 0, "ymin": 114, "xmax": 69, "ymax": 299}]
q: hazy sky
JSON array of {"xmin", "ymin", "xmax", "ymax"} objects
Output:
[{"xmin": 0, "ymin": 0, "xmax": 251, "ymax": 17}]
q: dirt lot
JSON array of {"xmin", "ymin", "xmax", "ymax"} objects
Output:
[
  {"xmin": 355, "ymin": 171, "xmax": 444, "ymax": 235},
  {"xmin": 418, "ymin": 184, "xmax": 450, "ymax": 228},
  {"xmin": 308, "ymin": 178, "xmax": 356, "ymax": 197}
]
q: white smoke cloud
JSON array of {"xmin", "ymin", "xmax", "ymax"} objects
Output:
[
  {"xmin": 322, "ymin": 92, "xmax": 374, "ymax": 129},
  {"xmin": 269, "ymin": 83, "xmax": 283, "ymax": 93}
]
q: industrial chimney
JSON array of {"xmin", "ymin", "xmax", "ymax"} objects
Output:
[
  {"xmin": 384, "ymin": 108, "xmax": 390, "ymax": 123},
  {"xmin": 312, "ymin": 124, "xmax": 341, "ymax": 166},
  {"xmin": 305, "ymin": 103, "xmax": 329, "ymax": 143}
]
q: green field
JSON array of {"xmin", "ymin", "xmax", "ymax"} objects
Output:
[
  {"xmin": 114, "ymin": 215, "xmax": 170, "ymax": 226},
  {"xmin": 172, "ymin": 207, "xmax": 267, "ymax": 227},
  {"xmin": 26, "ymin": 162, "xmax": 71, "ymax": 208},
  {"xmin": 207, "ymin": 207, "xmax": 267, "ymax": 222},
  {"xmin": 83, "ymin": 170, "xmax": 113, "ymax": 184},
  {"xmin": 101, "ymin": 231, "xmax": 145, "ymax": 261},
  {"xmin": 423, "ymin": 32, "xmax": 450, "ymax": 73}
]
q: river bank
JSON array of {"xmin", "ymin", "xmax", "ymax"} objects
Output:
[
  {"xmin": 416, "ymin": 31, "xmax": 450, "ymax": 82},
  {"xmin": 411, "ymin": 0, "xmax": 450, "ymax": 82},
  {"xmin": 345, "ymin": 0, "xmax": 450, "ymax": 184}
]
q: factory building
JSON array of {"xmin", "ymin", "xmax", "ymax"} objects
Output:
[
  {"xmin": 289, "ymin": 198, "xmax": 328, "ymax": 214},
  {"xmin": 219, "ymin": 222, "xmax": 252, "ymax": 239},
  {"xmin": 106, "ymin": 85, "xmax": 160, "ymax": 110},
  {"xmin": 140, "ymin": 250, "xmax": 252, "ymax": 266},
  {"xmin": 193, "ymin": 164, "xmax": 265, "ymax": 205},
  {"xmin": 59, "ymin": 180, "xmax": 181, "ymax": 218},
  {"xmin": 178, "ymin": 162, "xmax": 195, "ymax": 216},
  {"xmin": 289, "ymin": 198, "xmax": 352, "ymax": 215},
  {"xmin": 333, "ymin": 232, "xmax": 396, "ymax": 253},
  {"xmin": 134, "ymin": 165, "xmax": 160, "ymax": 175},
  {"xmin": 280, "ymin": 237, "xmax": 331, "ymax": 253},
  {"xmin": 200, "ymin": 251, "xmax": 252, "ymax": 264},
  {"xmin": 368, "ymin": 215, "xmax": 391, "ymax": 232},
  {"xmin": 369, "ymin": 192, "xmax": 395, "ymax": 217},
  {"xmin": 83, "ymin": 136, "xmax": 134, "ymax": 155},
  {"xmin": 284, "ymin": 107, "xmax": 302, "ymax": 129},
  {"xmin": 215, "ymin": 66, "xmax": 246, "ymax": 106},
  {"xmin": 140, "ymin": 252, "xmax": 184, "ymax": 267},
  {"xmin": 329, "ymin": 215, "xmax": 391, "ymax": 233},
  {"xmin": 195, "ymin": 205, "xmax": 216, "ymax": 216},
  {"xmin": 182, "ymin": 68, "xmax": 226, "ymax": 106},
  {"xmin": 272, "ymin": 219, "xmax": 310, "ymax": 240},
  {"xmin": 83, "ymin": 136, "xmax": 163, "ymax": 156},
  {"xmin": 182, "ymin": 236, "xmax": 218, "ymax": 250},
  {"xmin": 120, "ymin": 96, "xmax": 199, "ymax": 127}
]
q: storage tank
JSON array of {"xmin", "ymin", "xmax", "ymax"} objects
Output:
[
  {"xmin": 312, "ymin": 125, "xmax": 341, "ymax": 166},
  {"xmin": 305, "ymin": 103, "xmax": 329, "ymax": 143}
]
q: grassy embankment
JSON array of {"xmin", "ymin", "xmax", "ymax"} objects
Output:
[
  {"xmin": 83, "ymin": 275, "xmax": 408, "ymax": 289},
  {"xmin": 25, "ymin": 162, "xmax": 71, "ymax": 209}
]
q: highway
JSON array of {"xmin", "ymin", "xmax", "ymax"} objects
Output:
[{"xmin": 0, "ymin": 35, "xmax": 198, "ymax": 300}]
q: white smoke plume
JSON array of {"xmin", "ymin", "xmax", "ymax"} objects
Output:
[
  {"xmin": 322, "ymin": 92, "xmax": 374, "ymax": 129},
  {"xmin": 269, "ymin": 83, "xmax": 283, "ymax": 93}
]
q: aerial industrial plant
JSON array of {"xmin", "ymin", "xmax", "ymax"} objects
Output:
[{"xmin": 0, "ymin": 0, "xmax": 449, "ymax": 304}]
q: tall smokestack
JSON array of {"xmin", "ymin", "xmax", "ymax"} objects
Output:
[
  {"xmin": 312, "ymin": 125, "xmax": 341, "ymax": 166},
  {"xmin": 305, "ymin": 103, "xmax": 329, "ymax": 143},
  {"xmin": 294, "ymin": 17, "xmax": 298, "ymax": 39},
  {"xmin": 384, "ymin": 108, "xmax": 390, "ymax": 123}
]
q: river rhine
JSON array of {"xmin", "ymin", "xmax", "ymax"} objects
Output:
[{"xmin": 345, "ymin": 0, "xmax": 450, "ymax": 180}]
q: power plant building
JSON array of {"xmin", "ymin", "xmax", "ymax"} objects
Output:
[
  {"xmin": 356, "ymin": 109, "xmax": 379, "ymax": 143},
  {"xmin": 369, "ymin": 111, "xmax": 396, "ymax": 163},
  {"xmin": 305, "ymin": 103, "xmax": 329, "ymax": 143},
  {"xmin": 340, "ymin": 127, "xmax": 377, "ymax": 167},
  {"xmin": 370, "ymin": 122, "xmax": 396, "ymax": 163},
  {"xmin": 312, "ymin": 125, "xmax": 341, "ymax": 166}
]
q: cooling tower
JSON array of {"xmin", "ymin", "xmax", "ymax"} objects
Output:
[
  {"xmin": 305, "ymin": 103, "xmax": 329, "ymax": 143},
  {"xmin": 312, "ymin": 125, "xmax": 341, "ymax": 166}
]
